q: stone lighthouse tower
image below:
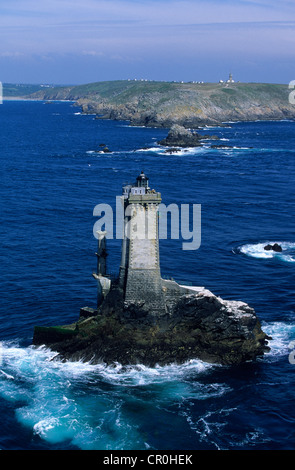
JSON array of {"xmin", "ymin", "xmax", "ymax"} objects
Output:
[{"xmin": 118, "ymin": 172, "xmax": 166, "ymax": 318}]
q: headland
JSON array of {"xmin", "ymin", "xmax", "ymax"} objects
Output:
[{"xmin": 22, "ymin": 79, "xmax": 295, "ymax": 128}]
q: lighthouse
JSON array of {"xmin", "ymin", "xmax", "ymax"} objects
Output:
[
  {"xmin": 118, "ymin": 171, "xmax": 166, "ymax": 318},
  {"xmin": 227, "ymin": 72, "xmax": 234, "ymax": 83}
]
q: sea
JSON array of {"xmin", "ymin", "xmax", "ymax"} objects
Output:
[{"xmin": 0, "ymin": 100, "xmax": 294, "ymax": 451}]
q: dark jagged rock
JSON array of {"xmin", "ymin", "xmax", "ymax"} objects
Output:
[
  {"xmin": 264, "ymin": 244, "xmax": 272, "ymax": 250},
  {"xmin": 211, "ymin": 144, "xmax": 233, "ymax": 149},
  {"xmin": 95, "ymin": 145, "xmax": 111, "ymax": 153},
  {"xmin": 33, "ymin": 282, "xmax": 271, "ymax": 367},
  {"xmin": 158, "ymin": 125, "xmax": 218, "ymax": 148},
  {"xmin": 264, "ymin": 243, "xmax": 282, "ymax": 252},
  {"xmin": 273, "ymin": 243, "xmax": 283, "ymax": 252},
  {"xmin": 164, "ymin": 148, "xmax": 182, "ymax": 154},
  {"xmin": 158, "ymin": 125, "xmax": 202, "ymax": 147}
]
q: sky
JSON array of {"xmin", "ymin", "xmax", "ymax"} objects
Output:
[{"xmin": 0, "ymin": 0, "xmax": 294, "ymax": 84}]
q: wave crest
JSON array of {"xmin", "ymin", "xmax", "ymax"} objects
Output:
[{"xmin": 235, "ymin": 241, "xmax": 295, "ymax": 263}]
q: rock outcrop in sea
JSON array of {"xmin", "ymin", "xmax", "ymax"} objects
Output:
[
  {"xmin": 157, "ymin": 124, "xmax": 218, "ymax": 148},
  {"xmin": 264, "ymin": 243, "xmax": 282, "ymax": 252},
  {"xmin": 33, "ymin": 280, "xmax": 270, "ymax": 367}
]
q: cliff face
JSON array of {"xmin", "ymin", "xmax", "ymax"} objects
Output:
[{"xmin": 28, "ymin": 80, "xmax": 295, "ymax": 128}]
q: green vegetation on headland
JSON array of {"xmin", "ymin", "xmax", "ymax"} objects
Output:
[
  {"xmin": 3, "ymin": 83, "xmax": 59, "ymax": 98},
  {"xmin": 7, "ymin": 80, "xmax": 295, "ymax": 127}
]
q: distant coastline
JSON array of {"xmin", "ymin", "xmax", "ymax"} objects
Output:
[
  {"xmin": 4, "ymin": 80, "xmax": 295, "ymax": 128},
  {"xmin": 3, "ymin": 96, "xmax": 74, "ymax": 102}
]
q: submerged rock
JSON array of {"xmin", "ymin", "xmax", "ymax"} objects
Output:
[{"xmin": 33, "ymin": 281, "xmax": 270, "ymax": 367}]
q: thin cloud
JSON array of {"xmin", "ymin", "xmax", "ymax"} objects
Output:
[{"xmin": 0, "ymin": 0, "xmax": 295, "ymax": 83}]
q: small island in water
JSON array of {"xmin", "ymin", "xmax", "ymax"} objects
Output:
[{"xmin": 33, "ymin": 172, "xmax": 270, "ymax": 366}]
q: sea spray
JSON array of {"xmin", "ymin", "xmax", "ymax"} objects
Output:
[
  {"xmin": 237, "ymin": 241, "xmax": 295, "ymax": 263},
  {"xmin": 0, "ymin": 342, "xmax": 221, "ymax": 449},
  {"xmin": 0, "ymin": 321, "xmax": 292, "ymax": 450}
]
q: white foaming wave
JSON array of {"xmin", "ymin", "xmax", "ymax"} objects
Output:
[
  {"xmin": 211, "ymin": 146, "xmax": 253, "ymax": 151},
  {"xmin": 120, "ymin": 124, "xmax": 146, "ymax": 128},
  {"xmin": 239, "ymin": 241, "xmax": 295, "ymax": 263},
  {"xmin": 0, "ymin": 369, "xmax": 14, "ymax": 380},
  {"xmin": 94, "ymin": 358, "xmax": 215, "ymax": 387},
  {"xmin": 240, "ymin": 243, "xmax": 274, "ymax": 259},
  {"xmin": 86, "ymin": 145, "xmax": 207, "ymax": 157},
  {"xmin": 201, "ymin": 124, "xmax": 232, "ymax": 129},
  {"xmin": 232, "ymin": 146, "xmax": 252, "ymax": 150},
  {"xmin": 0, "ymin": 343, "xmax": 134, "ymax": 447},
  {"xmin": 262, "ymin": 321, "xmax": 295, "ymax": 360},
  {"xmin": 86, "ymin": 150, "xmax": 114, "ymax": 155},
  {"xmin": 136, "ymin": 146, "xmax": 205, "ymax": 156},
  {"xmin": 135, "ymin": 146, "xmax": 161, "ymax": 153},
  {"xmin": 74, "ymin": 112, "xmax": 96, "ymax": 116},
  {"xmin": 0, "ymin": 342, "xmax": 222, "ymax": 449}
]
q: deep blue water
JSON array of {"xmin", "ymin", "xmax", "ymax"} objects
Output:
[{"xmin": 0, "ymin": 100, "xmax": 295, "ymax": 450}]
